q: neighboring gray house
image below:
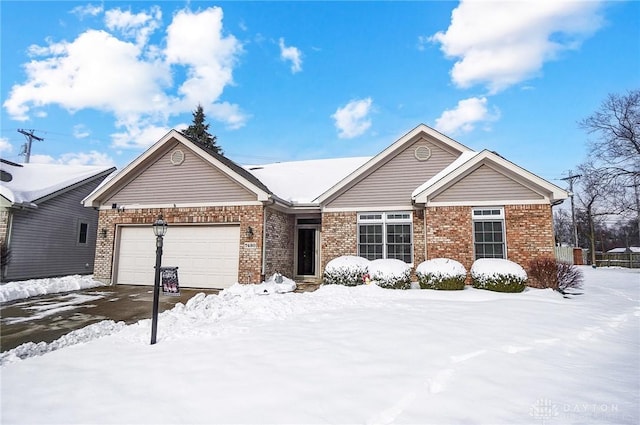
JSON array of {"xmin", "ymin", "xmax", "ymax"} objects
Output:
[{"xmin": 0, "ymin": 159, "xmax": 115, "ymax": 281}]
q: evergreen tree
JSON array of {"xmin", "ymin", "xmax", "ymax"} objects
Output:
[{"xmin": 182, "ymin": 104, "xmax": 223, "ymax": 154}]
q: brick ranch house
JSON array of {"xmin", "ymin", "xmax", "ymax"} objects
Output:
[{"xmin": 83, "ymin": 124, "xmax": 568, "ymax": 289}]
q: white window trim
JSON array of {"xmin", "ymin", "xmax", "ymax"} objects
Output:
[
  {"xmin": 357, "ymin": 211, "xmax": 413, "ymax": 263},
  {"xmin": 472, "ymin": 207, "xmax": 507, "ymax": 259}
]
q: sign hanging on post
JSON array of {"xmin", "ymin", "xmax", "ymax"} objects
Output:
[{"xmin": 161, "ymin": 267, "xmax": 180, "ymax": 296}]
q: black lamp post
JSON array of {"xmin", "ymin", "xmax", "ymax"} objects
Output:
[{"xmin": 150, "ymin": 214, "xmax": 168, "ymax": 345}]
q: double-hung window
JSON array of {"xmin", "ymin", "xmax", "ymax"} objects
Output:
[
  {"xmin": 358, "ymin": 212, "xmax": 412, "ymax": 263},
  {"xmin": 472, "ymin": 207, "xmax": 505, "ymax": 259},
  {"xmin": 77, "ymin": 222, "xmax": 89, "ymax": 245}
]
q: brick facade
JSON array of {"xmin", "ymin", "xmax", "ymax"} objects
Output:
[
  {"xmin": 0, "ymin": 209, "xmax": 9, "ymax": 245},
  {"xmin": 321, "ymin": 211, "xmax": 357, "ymax": 272},
  {"xmin": 425, "ymin": 204, "xmax": 556, "ymax": 275},
  {"xmin": 425, "ymin": 206, "xmax": 475, "ymax": 273},
  {"xmin": 504, "ymin": 204, "xmax": 555, "ymax": 267},
  {"xmin": 264, "ymin": 208, "xmax": 295, "ymax": 278},
  {"xmin": 93, "ymin": 205, "xmax": 264, "ymax": 285}
]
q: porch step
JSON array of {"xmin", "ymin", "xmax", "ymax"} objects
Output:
[{"xmin": 294, "ymin": 282, "xmax": 322, "ymax": 293}]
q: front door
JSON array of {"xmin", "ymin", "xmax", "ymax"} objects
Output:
[{"xmin": 296, "ymin": 227, "xmax": 318, "ymax": 277}]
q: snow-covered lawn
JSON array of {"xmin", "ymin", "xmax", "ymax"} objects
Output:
[
  {"xmin": 0, "ymin": 274, "xmax": 104, "ymax": 303},
  {"xmin": 1, "ymin": 266, "xmax": 638, "ymax": 424}
]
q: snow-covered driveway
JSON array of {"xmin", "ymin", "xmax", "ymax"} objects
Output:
[{"xmin": 1, "ymin": 266, "xmax": 638, "ymax": 424}]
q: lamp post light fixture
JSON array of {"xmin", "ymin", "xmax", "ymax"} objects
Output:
[{"xmin": 150, "ymin": 214, "xmax": 168, "ymax": 345}]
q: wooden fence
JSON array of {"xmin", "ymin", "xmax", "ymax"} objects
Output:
[{"xmin": 595, "ymin": 252, "xmax": 640, "ymax": 268}]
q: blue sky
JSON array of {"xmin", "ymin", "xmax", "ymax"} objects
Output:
[{"xmin": 1, "ymin": 1, "xmax": 639, "ymax": 187}]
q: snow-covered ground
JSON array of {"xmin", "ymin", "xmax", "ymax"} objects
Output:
[
  {"xmin": 1, "ymin": 266, "xmax": 638, "ymax": 424},
  {"xmin": 0, "ymin": 274, "xmax": 104, "ymax": 303}
]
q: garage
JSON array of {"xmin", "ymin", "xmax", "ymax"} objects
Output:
[{"xmin": 115, "ymin": 225, "xmax": 240, "ymax": 289}]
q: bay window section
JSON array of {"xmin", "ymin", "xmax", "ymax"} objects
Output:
[{"xmin": 358, "ymin": 212, "xmax": 412, "ymax": 263}]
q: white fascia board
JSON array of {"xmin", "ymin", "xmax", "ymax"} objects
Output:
[
  {"xmin": 97, "ymin": 201, "xmax": 264, "ymax": 210},
  {"xmin": 413, "ymin": 150, "xmax": 569, "ymax": 204},
  {"xmin": 315, "ymin": 124, "xmax": 472, "ymax": 204},
  {"xmin": 322, "ymin": 205, "xmax": 414, "ymax": 213},
  {"xmin": 425, "ymin": 199, "xmax": 551, "ymax": 207}
]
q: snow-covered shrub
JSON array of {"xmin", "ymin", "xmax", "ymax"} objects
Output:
[
  {"xmin": 471, "ymin": 259, "xmax": 527, "ymax": 293},
  {"xmin": 369, "ymin": 259, "xmax": 412, "ymax": 290},
  {"xmin": 416, "ymin": 258, "xmax": 467, "ymax": 290},
  {"xmin": 527, "ymin": 257, "xmax": 583, "ymax": 295},
  {"xmin": 323, "ymin": 256, "xmax": 370, "ymax": 286}
]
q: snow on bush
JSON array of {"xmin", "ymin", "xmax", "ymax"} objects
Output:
[
  {"xmin": 471, "ymin": 259, "xmax": 527, "ymax": 293},
  {"xmin": 323, "ymin": 256, "xmax": 370, "ymax": 286},
  {"xmin": 416, "ymin": 258, "xmax": 467, "ymax": 290},
  {"xmin": 369, "ymin": 259, "xmax": 412, "ymax": 290},
  {"xmin": 0, "ymin": 275, "xmax": 104, "ymax": 303}
]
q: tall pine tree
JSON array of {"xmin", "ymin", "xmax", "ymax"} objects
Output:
[{"xmin": 182, "ymin": 104, "xmax": 223, "ymax": 154}]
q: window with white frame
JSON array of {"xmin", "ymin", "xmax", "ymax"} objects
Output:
[
  {"xmin": 358, "ymin": 212, "xmax": 412, "ymax": 263},
  {"xmin": 472, "ymin": 207, "xmax": 505, "ymax": 259}
]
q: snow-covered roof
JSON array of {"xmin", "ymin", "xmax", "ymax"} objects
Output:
[
  {"xmin": 607, "ymin": 247, "xmax": 640, "ymax": 253},
  {"xmin": 0, "ymin": 160, "xmax": 115, "ymax": 206},
  {"xmin": 244, "ymin": 157, "xmax": 371, "ymax": 204}
]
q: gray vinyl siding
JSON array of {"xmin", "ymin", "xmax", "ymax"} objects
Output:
[
  {"xmin": 106, "ymin": 142, "xmax": 256, "ymax": 205},
  {"xmin": 326, "ymin": 137, "xmax": 460, "ymax": 208},
  {"xmin": 432, "ymin": 164, "xmax": 545, "ymax": 203},
  {"xmin": 3, "ymin": 179, "xmax": 104, "ymax": 281}
]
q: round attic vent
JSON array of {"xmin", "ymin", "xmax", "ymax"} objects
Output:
[
  {"xmin": 414, "ymin": 146, "xmax": 431, "ymax": 161},
  {"xmin": 170, "ymin": 149, "xmax": 185, "ymax": 165},
  {"xmin": 0, "ymin": 170, "xmax": 12, "ymax": 182}
]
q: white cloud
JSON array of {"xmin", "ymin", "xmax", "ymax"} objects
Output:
[
  {"xmin": 59, "ymin": 151, "xmax": 116, "ymax": 166},
  {"xmin": 73, "ymin": 124, "xmax": 90, "ymax": 139},
  {"xmin": 278, "ymin": 38, "xmax": 302, "ymax": 73},
  {"xmin": 332, "ymin": 98, "xmax": 373, "ymax": 139},
  {"xmin": 3, "ymin": 6, "xmax": 246, "ymax": 150},
  {"xmin": 105, "ymin": 6, "xmax": 162, "ymax": 46},
  {"xmin": 0, "ymin": 137, "xmax": 13, "ymax": 154},
  {"xmin": 70, "ymin": 4, "xmax": 103, "ymax": 19},
  {"xmin": 430, "ymin": 0, "xmax": 604, "ymax": 93},
  {"xmin": 111, "ymin": 123, "xmax": 171, "ymax": 149},
  {"xmin": 434, "ymin": 96, "xmax": 499, "ymax": 135},
  {"xmin": 30, "ymin": 151, "xmax": 115, "ymax": 166}
]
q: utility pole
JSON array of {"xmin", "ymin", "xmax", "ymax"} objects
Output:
[
  {"xmin": 561, "ymin": 172, "xmax": 582, "ymax": 247},
  {"xmin": 17, "ymin": 129, "xmax": 44, "ymax": 163}
]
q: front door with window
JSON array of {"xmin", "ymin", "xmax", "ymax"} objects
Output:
[{"xmin": 296, "ymin": 227, "xmax": 319, "ymax": 278}]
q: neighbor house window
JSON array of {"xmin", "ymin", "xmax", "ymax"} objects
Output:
[
  {"xmin": 358, "ymin": 212, "xmax": 412, "ymax": 263},
  {"xmin": 78, "ymin": 222, "xmax": 89, "ymax": 245},
  {"xmin": 472, "ymin": 208, "xmax": 505, "ymax": 259}
]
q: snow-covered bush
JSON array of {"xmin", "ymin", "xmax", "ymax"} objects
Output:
[
  {"xmin": 471, "ymin": 259, "xmax": 527, "ymax": 293},
  {"xmin": 527, "ymin": 257, "xmax": 583, "ymax": 295},
  {"xmin": 323, "ymin": 256, "xmax": 370, "ymax": 286},
  {"xmin": 369, "ymin": 259, "xmax": 412, "ymax": 290},
  {"xmin": 416, "ymin": 258, "xmax": 467, "ymax": 290}
]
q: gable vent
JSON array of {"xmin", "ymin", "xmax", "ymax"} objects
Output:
[
  {"xmin": 414, "ymin": 146, "xmax": 431, "ymax": 161},
  {"xmin": 170, "ymin": 149, "xmax": 185, "ymax": 165}
]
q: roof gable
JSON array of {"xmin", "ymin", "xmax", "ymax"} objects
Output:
[
  {"xmin": 412, "ymin": 150, "xmax": 568, "ymax": 205},
  {"xmin": 315, "ymin": 124, "xmax": 472, "ymax": 205},
  {"xmin": 83, "ymin": 130, "xmax": 272, "ymax": 207}
]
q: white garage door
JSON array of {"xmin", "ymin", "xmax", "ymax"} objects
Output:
[{"xmin": 116, "ymin": 225, "xmax": 240, "ymax": 289}]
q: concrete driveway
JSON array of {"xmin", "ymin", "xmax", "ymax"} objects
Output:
[{"xmin": 0, "ymin": 285, "xmax": 218, "ymax": 352}]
